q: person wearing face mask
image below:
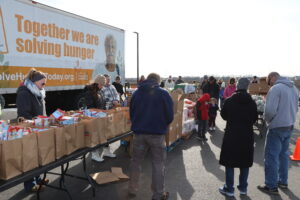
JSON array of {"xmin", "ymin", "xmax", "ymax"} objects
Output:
[{"xmin": 16, "ymin": 68, "xmax": 48, "ymax": 192}]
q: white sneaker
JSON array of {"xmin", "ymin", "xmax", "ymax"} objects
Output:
[
  {"xmin": 91, "ymin": 151, "xmax": 104, "ymax": 162},
  {"xmin": 103, "ymin": 147, "xmax": 116, "ymax": 158},
  {"xmin": 209, "ymin": 127, "xmax": 212, "ymax": 131},
  {"xmin": 213, "ymin": 127, "xmax": 216, "ymax": 131}
]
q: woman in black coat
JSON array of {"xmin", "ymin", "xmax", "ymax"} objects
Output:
[
  {"xmin": 16, "ymin": 69, "xmax": 47, "ymax": 119},
  {"xmin": 84, "ymin": 75, "xmax": 106, "ymax": 110},
  {"xmin": 219, "ymin": 78, "xmax": 258, "ymax": 197},
  {"xmin": 16, "ymin": 68, "xmax": 48, "ymax": 192},
  {"xmin": 84, "ymin": 74, "xmax": 111, "ymax": 162}
]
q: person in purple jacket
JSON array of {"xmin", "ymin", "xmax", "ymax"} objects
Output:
[{"xmin": 128, "ymin": 73, "xmax": 173, "ymax": 200}]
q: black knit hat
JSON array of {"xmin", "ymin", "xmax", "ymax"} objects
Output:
[
  {"xmin": 237, "ymin": 78, "xmax": 250, "ymax": 90},
  {"xmin": 32, "ymin": 73, "xmax": 46, "ymax": 82}
]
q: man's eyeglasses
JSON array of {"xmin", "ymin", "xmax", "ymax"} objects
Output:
[{"xmin": 41, "ymin": 83, "xmax": 46, "ymax": 86}]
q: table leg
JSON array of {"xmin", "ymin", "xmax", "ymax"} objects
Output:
[{"xmin": 82, "ymin": 153, "xmax": 96, "ymax": 197}]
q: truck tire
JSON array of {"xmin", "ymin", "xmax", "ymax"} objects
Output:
[
  {"xmin": 75, "ymin": 93, "xmax": 87, "ymax": 110},
  {"xmin": 0, "ymin": 95, "xmax": 5, "ymax": 109}
]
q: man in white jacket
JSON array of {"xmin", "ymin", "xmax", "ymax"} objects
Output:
[
  {"xmin": 258, "ymin": 72, "xmax": 299, "ymax": 195},
  {"xmin": 164, "ymin": 76, "xmax": 175, "ymax": 91}
]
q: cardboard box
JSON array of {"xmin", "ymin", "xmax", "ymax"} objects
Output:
[
  {"xmin": 165, "ymin": 113, "xmax": 182, "ymax": 146},
  {"xmin": 90, "ymin": 167, "xmax": 129, "ymax": 185},
  {"xmin": 249, "ymin": 83, "xmax": 260, "ymax": 95}
]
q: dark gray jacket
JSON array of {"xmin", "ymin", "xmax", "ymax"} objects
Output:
[{"xmin": 16, "ymin": 85, "xmax": 44, "ymax": 119}]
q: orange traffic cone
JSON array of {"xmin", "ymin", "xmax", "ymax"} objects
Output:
[{"xmin": 290, "ymin": 137, "xmax": 300, "ymax": 161}]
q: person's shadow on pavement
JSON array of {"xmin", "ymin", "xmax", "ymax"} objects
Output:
[
  {"xmin": 165, "ymin": 146, "xmax": 195, "ymax": 200},
  {"xmin": 199, "ymin": 141, "xmax": 224, "ymax": 182},
  {"xmin": 280, "ymin": 188, "xmax": 300, "ymax": 200}
]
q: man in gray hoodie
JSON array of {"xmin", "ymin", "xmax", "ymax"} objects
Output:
[{"xmin": 258, "ymin": 72, "xmax": 299, "ymax": 195}]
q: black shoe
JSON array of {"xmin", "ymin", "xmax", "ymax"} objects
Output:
[
  {"xmin": 196, "ymin": 136, "xmax": 203, "ymax": 141},
  {"xmin": 257, "ymin": 184, "xmax": 279, "ymax": 195},
  {"xmin": 152, "ymin": 192, "xmax": 169, "ymax": 200},
  {"xmin": 128, "ymin": 191, "xmax": 136, "ymax": 198},
  {"xmin": 278, "ymin": 183, "xmax": 288, "ymax": 189}
]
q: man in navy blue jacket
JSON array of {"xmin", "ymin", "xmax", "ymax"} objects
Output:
[{"xmin": 129, "ymin": 73, "xmax": 174, "ymax": 200}]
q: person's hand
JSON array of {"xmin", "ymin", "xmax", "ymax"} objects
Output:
[{"xmin": 112, "ymin": 101, "xmax": 120, "ymax": 106}]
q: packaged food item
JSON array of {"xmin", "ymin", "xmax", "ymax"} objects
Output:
[
  {"xmin": 1, "ymin": 126, "xmax": 31, "ymax": 141},
  {"xmin": 51, "ymin": 109, "xmax": 65, "ymax": 120},
  {"xmin": 34, "ymin": 116, "xmax": 51, "ymax": 127},
  {"xmin": 83, "ymin": 109, "xmax": 107, "ymax": 118},
  {"xmin": 59, "ymin": 116, "xmax": 75, "ymax": 125}
]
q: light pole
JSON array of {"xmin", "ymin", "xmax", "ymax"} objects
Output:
[{"xmin": 133, "ymin": 32, "xmax": 139, "ymax": 84}]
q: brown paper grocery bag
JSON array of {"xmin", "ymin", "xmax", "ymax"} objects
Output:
[
  {"xmin": 75, "ymin": 122, "xmax": 85, "ymax": 149},
  {"xmin": 36, "ymin": 128, "xmax": 55, "ymax": 166},
  {"xmin": 82, "ymin": 118, "xmax": 99, "ymax": 147},
  {"xmin": 64, "ymin": 124, "xmax": 77, "ymax": 154},
  {"xmin": 0, "ymin": 139, "xmax": 22, "ymax": 180},
  {"xmin": 22, "ymin": 133, "xmax": 38, "ymax": 172},
  {"xmin": 105, "ymin": 113, "xmax": 116, "ymax": 139},
  {"xmin": 54, "ymin": 126, "xmax": 67, "ymax": 159},
  {"xmin": 113, "ymin": 108, "xmax": 125, "ymax": 136},
  {"xmin": 95, "ymin": 117, "xmax": 107, "ymax": 144},
  {"xmin": 123, "ymin": 107, "xmax": 131, "ymax": 132}
]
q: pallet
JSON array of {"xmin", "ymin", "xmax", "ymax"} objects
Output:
[{"xmin": 166, "ymin": 138, "xmax": 182, "ymax": 152}]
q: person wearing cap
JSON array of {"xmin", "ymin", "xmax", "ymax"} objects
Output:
[
  {"xmin": 219, "ymin": 78, "xmax": 258, "ymax": 197},
  {"xmin": 16, "ymin": 68, "xmax": 49, "ymax": 192},
  {"xmin": 257, "ymin": 72, "xmax": 299, "ymax": 194}
]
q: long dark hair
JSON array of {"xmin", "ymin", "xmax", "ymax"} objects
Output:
[{"xmin": 87, "ymin": 83, "xmax": 100, "ymax": 100}]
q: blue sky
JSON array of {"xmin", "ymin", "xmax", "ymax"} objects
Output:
[{"xmin": 37, "ymin": 0, "xmax": 300, "ymax": 78}]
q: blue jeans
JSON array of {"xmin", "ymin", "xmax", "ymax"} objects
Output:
[
  {"xmin": 225, "ymin": 167, "xmax": 249, "ymax": 193},
  {"xmin": 264, "ymin": 128, "xmax": 292, "ymax": 189}
]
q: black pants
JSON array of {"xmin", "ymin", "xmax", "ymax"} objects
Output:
[
  {"xmin": 198, "ymin": 120, "xmax": 207, "ymax": 138},
  {"xmin": 209, "ymin": 115, "xmax": 216, "ymax": 127}
]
